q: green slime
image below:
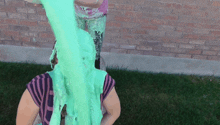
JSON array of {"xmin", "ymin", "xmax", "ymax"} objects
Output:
[{"xmin": 36, "ymin": 0, "xmax": 107, "ymax": 124}]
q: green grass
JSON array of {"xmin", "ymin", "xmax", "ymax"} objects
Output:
[{"xmin": 1, "ymin": 61, "xmax": 220, "ymax": 125}]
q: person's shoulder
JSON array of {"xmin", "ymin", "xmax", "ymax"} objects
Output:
[
  {"xmin": 102, "ymin": 74, "xmax": 116, "ymax": 98},
  {"xmin": 27, "ymin": 73, "xmax": 52, "ymax": 88},
  {"xmin": 105, "ymin": 74, "xmax": 115, "ymax": 84}
]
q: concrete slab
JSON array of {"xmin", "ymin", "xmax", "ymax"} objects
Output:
[{"xmin": 1, "ymin": 45, "xmax": 220, "ymax": 76}]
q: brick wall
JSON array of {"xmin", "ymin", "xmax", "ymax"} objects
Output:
[{"xmin": 1, "ymin": 0, "xmax": 220, "ymax": 61}]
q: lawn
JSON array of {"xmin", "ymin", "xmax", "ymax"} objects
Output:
[{"xmin": 1, "ymin": 61, "xmax": 220, "ymax": 125}]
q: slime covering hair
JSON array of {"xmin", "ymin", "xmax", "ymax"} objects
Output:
[{"xmin": 38, "ymin": 0, "xmax": 108, "ymax": 124}]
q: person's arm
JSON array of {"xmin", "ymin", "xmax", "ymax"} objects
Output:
[
  {"xmin": 101, "ymin": 87, "xmax": 121, "ymax": 125},
  {"xmin": 75, "ymin": 0, "xmax": 104, "ymax": 8},
  {"xmin": 16, "ymin": 89, "xmax": 39, "ymax": 125}
]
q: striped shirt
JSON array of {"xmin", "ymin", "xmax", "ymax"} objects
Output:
[{"xmin": 26, "ymin": 73, "xmax": 115, "ymax": 125}]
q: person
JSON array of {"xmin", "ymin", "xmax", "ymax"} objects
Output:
[
  {"xmin": 16, "ymin": 41, "xmax": 121, "ymax": 125},
  {"xmin": 24, "ymin": 0, "xmax": 108, "ymax": 69},
  {"xmin": 74, "ymin": 0, "xmax": 108, "ymax": 70}
]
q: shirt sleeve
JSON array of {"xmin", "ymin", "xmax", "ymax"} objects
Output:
[
  {"xmin": 102, "ymin": 74, "xmax": 116, "ymax": 100},
  {"xmin": 26, "ymin": 74, "xmax": 46, "ymax": 107}
]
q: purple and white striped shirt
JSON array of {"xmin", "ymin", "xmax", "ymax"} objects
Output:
[{"xmin": 26, "ymin": 73, "xmax": 115, "ymax": 125}]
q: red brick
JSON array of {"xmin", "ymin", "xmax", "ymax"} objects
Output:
[
  {"xmin": 38, "ymin": 42, "xmax": 54, "ymax": 48},
  {"xmin": 200, "ymin": 36, "xmax": 216, "ymax": 41},
  {"xmin": 188, "ymin": 50, "xmax": 202, "ymax": 54},
  {"xmin": 133, "ymin": 29, "xmax": 147, "ymax": 34},
  {"xmin": 6, "ymin": 1, "xmax": 25, "ymax": 7},
  {"xmin": 4, "ymin": 19, "xmax": 18, "ymax": 25},
  {"xmin": 8, "ymin": 13, "xmax": 27, "ymax": 19},
  {"xmin": 108, "ymin": 4, "xmax": 115, "ymax": 9},
  {"xmin": 149, "ymin": 30, "xmax": 165, "ymax": 37},
  {"xmin": 122, "ymin": 35, "xmax": 134, "ymax": 39},
  {"xmin": 185, "ymin": 23, "xmax": 196, "ymax": 28},
  {"xmin": 211, "ymin": 25, "xmax": 220, "ymax": 30},
  {"xmin": 210, "ymin": 31, "xmax": 220, "ymax": 36},
  {"xmin": 160, "ymin": 52, "xmax": 176, "ymax": 57},
  {"xmin": 14, "ymin": 36, "xmax": 30, "ymax": 42},
  {"xmin": 195, "ymin": 45, "xmax": 210, "ymax": 50},
  {"xmin": 162, "ymin": 43, "xmax": 177, "ymax": 48},
  {"xmin": 195, "ymin": 23, "xmax": 212, "ymax": 29},
  {"xmin": 3, "ymin": 40, "xmax": 22, "ymax": 46},
  {"xmin": 114, "ymin": 16, "xmax": 131, "ymax": 22},
  {"xmin": 101, "ymin": 47, "xmax": 111, "ymax": 52},
  {"xmin": 183, "ymin": 34, "xmax": 199, "ymax": 39},
  {"xmin": 166, "ymin": 3, "xmax": 182, "ymax": 9},
  {"xmin": 38, "ymin": 11, "xmax": 46, "ymax": 15},
  {"xmin": 20, "ymin": 20, "xmax": 38, "ymax": 26},
  {"xmin": 108, "ymin": 10, "xmax": 124, "ymax": 16},
  {"xmin": 207, "ymin": 56, "xmax": 220, "ymax": 61},
  {"xmin": 132, "ymin": 18, "xmax": 149, "ymax": 24},
  {"xmin": 189, "ymin": 11, "xmax": 208, "ymax": 18},
  {"xmin": 151, "ymin": 19, "xmax": 165, "ymax": 25},
  {"xmin": 166, "ymin": 3, "xmax": 172, "ymax": 8},
  {"xmin": 38, "ymin": 21, "xmax": 50, "ymax": 27},
  {"xmin": 115, "ymin": 4, "xmax": 134, "ymax": 11},
  {"xmin": 205, "ymin": 41, "xmax": 219, "ymax": 46},
  {"xmin": 169, "ymin": 48, "xmax": 186, "ymax": 53},
  {"xmin": 0, "ymin": 6, "xmax": 16, "ymax": 13},
  {"xmin": 192, "ymin": 55, "xmax": 207, "ymax": 60},
  {"xmin": 21, "ymin": 37, "xmax": 30, "ymax": 42},
  {"xmin": 179, "ymin": 44, "xmax": 195, "ymax": 49},
  {"xmin": 189, "ymin": 40, "xmax": 205, "ymax": 45},
  {"xmin": 39, "ymin": 33, "xmax": 55, "ymax": 39},
  {"xmin": 124, "ymin": 11, "xmax": 142, "ymax": 18},
  {"xmin": 127, "ymin": 50, "xmax": 144, "ymax": 55},
  {"xmin": 0, "ymin": 19, "xmax": 4, "ymax": 23},
  {"xmin": 153, "ymin": 46, "xmax": 170, "ymax": 52},
  {"xmin": 22, "ymin": 42, "xmax": 40, "ymax": 48},
  {"xmin": 176, "ymin": 54, "xmax": 192, "ymax": 58},
  {"xmin": 143, "ymin": 51, "xmax": 160, "ymax": 56},
  {"xmin": 159, "ymin": 37, "xmax": 172, "ymax": 43},
  {"xmin": 176, "ymin": 27, "xmax": 193, "ymax": 33},
  {"xmin": 111, "ymin": 39, "xmax": 129, "ymax": 45},
  {"xmin": 119, "ymin": 28, "xmax": 130, "ymax": 34},
  {"xmin": 162, "ymin": 15, "xmax": 178, "ymax": 20},
  {"xmin": 166, "ymin": 31, "xmax": 182, "ymax": 38},
  {"xmin": 110, "ymin": 48, "xmax": 127, "ymax": 54},
  {"xmin": 0, "ymin": 24, "xmax": 8, "ymax": 29},
  {"xmin": 26, "ymin": 3, "xmax": 43, "ymax": 8},
  {"xmin": 174, "ymin": 39, "xmax": 189, "ymax": 43},
  {"xmin": 106, "ymin": 21, "xmax": 121, "ymax": 28},
  {"xmin": 193, "ymin": 29, "xmax": 210, "ymax": 35},
  {"xmin": 122, "ymin": 23, "xmax": 139, "ymax": 29},
  {"xmin": 142, "ymin": 25, "xmax": 158, "ymax": 30},
  {"xmin": 128, "ymin": 39, "xmax": 141, "ymax": 45},
  {"xmin": 212, "ymin": 1, "xmax": 220, "ymax": 7},
  {"xmin": 137, "ymin": 46, "xmax": 152, "ymax": 51},
  {"xmin": 202, "ymin": 50, "xmax": 218, "ymax": 56},
  {"xmin": 211, "ymin": 47, "xmax": 220, "ymax": 51},
  {"xmin": 3, "ymin": 30, "xmax": 19, "ymax": 36},
  {"xmin": 105, "ymin": 27, "xmax": 120, "ymax": 33},
  {"xmin": 168, "ymin": 21, "xmax": 185, "ymax": 27},
  {"xmin": 183, "ymin": 5, "xmax": 198, "ymax": 9}
]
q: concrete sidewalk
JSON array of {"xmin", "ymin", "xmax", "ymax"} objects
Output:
[{"xmin": 1, "ymin": 44, "xmax": 220, "ymax": 76}]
